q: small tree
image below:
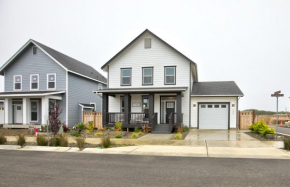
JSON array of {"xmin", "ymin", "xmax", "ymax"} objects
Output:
[{"xmin": 49, "ymin": 104, "xmax": 65, "ymax": 136}]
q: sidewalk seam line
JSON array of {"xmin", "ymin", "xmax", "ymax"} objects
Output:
[
  {"xmin": 205, "ymin": 140, "xmax": 209, "ymax": 157},
  {"xmin": 127, "ymin": 145, "xmax": 143, "ymax": 154}
]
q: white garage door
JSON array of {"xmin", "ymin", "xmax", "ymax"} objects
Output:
[{"xmin": 199, "ymin": 103, "xmax": 229, "ymax": 129}]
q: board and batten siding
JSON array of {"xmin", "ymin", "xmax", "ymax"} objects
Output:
[
  {"xmin": 191, "ymin": 97, "xmax": 238, "ymax": 129},
  {"xmin": 107, "ymin": 32, "xmax": 191, "ymax": 127},
  {"xmin": 67, "ymin": 72, "xmax": 104, "ymax": 127},
  {"xmin": 4, "ymin": 44, "xmax": 66, "ymax": 92}
]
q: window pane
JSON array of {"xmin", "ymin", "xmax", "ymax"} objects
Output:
[
  {"xmin": 49, "ymin": 100, "xmax": 55, "ymax": 110},
  {"xmin": 15, "ymin": 76, "xmax": 21, "ymax": 83},
  {"xmin": 208, "ymin": 105, "xmax": 213, "ymax": 108},
  {"xmin": 48, "ymin": 82, "xmax": 55, "ymax": 88},
  {"xmin": 33, "ymin": 47, "xmax": 37, "ymax": 55},
  {"xmin": 15, "ymin": 83, "xmax": 21, "ymax": 90},
  {"xmin": 48, "ymin": 75, "xmax": 55, "ymax": 81},
  {"xmin": 144, "ymin": 77, "xmax": 152, "ymax": 84},
  {"xmin": 122, "ymin": 77, "xmax": 130, "ymax": 85},
  {"xmin": 214, "ymin": 105, "xmax": 219, "ymax": 108},
  {"xmin": 166, "ymin": 76, "xmax": 174, "ymax": 84},
  {"xmin": 165, "ymin": 67, "xmax": 175, "ymax": 75},
  {"xmin": 143, "ymin": 68, "xmax": 152, "ymax": 76},
  {"xmin": 31, "ymin": 75, "xmax": 38, "ymax": 83},
  {"xmin": 122, "ymin": 69, "xmax": 131, "ymax": 77},
  {"xmin": 201, "ymin": 105, "xmax": 206, "ymax": 108},
  {"xmin": 31, "ymin": 83, "xmax": 38, "ymax": 89},
  {"xmin": 31, "ymin": 112, "xmax": 37, "ymax": 121},
  {"xmin": 221, "ymin": 105, "xmax": 227, "ymax": 108},
  {"xmin": 31, "ymin": 102, "xmax": 37, "ymax": 111}
]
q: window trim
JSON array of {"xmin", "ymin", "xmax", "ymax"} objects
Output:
[
  {"xmin": 32, "ymin": 46, "xmax": 37, "ymax": 55},
  {"xmin": 120, "ymin": 68, "xmax": 132, "ymax": 86},
  {"xmin": 142, "ymin": 67, "xmax": 153, "ymax": 85},
  {"xmin": 164, "ymin": 66, "xmax": 176, "ymax": 85},
  {"xmin": 13, "ymin": 75, "xmax": 22, "ymax": 91},
  {"xmin": 30, "ymin": 100, "xmax": 39, "ymax": 122},
  {"xmin": 90, "ymin": 102, "xmax": 96, "ymax": 111},
  {"xmin": 120, "ymin": 96, "xmax": 124, "ymax": 112},
  {"xmin": 30, "ymin": 74, "xmax": 39, "ymax": 90},
  {"xmin": 47, "ymin": 73, "xmax": 56, "ymax": 90}
]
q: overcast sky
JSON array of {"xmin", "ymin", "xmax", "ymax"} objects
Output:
[{"xmin": 0, "ymin": 0, "xmax": 289, "ymax": 111}]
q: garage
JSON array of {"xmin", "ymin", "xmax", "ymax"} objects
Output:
[{"xmin": 198, "ymin": 103, "xmax": 229, "ymax": 129}]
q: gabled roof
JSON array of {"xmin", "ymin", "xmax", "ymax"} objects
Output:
[
  {"xmin": 0, "ymin": 39, "xmax": 107, "ymax": 84},
  {"xmin": 101, "ymin": 29, "xmax": 198, "ymax": 80},
  {"xmin": 191, "ymin": 81, "xmax": 244, "ymax": 97}
]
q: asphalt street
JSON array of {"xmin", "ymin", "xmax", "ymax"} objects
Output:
[{"xmin": 0, "ymin": 150, "xmax": 290, "ymax": 187}]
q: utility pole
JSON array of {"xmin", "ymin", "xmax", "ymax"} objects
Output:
[{"xmin": 271, "ymin": 91, "xmax": 284, "ymax": 131}]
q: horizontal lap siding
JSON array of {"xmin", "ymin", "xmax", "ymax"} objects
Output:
[
  {"xmin": 5, "ymin": 44, "xmax": 66, "ymax": 92},
  {"xmin": 68, "ymin": 73, "xmax": 103, "ymax": 127},
  {"xmin": 191, "ymin": 97, "xmax": 237, "ymax": 128}
]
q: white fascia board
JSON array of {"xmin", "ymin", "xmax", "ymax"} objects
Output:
[
  {"xmin": 0, "ymin": 91, "xmax": 65, "ymax": 97},
  {"xmin": 68, "ymin": 70, "xmax": 107, "ymax": 85},
  {"xmin": 78, "ymin": 104, "xmax": 94, "ymax": 109},
  {"xmin": 94, "ymin": 88, "xmax": 187, "ymax": 93},
  {"xmin": 191, "ymin": 95, "xmax": 244, "ymax": 97}
]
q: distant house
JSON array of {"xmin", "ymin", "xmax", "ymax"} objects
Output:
[
  {"xmin": 96, "ymin": 29, "xmax": 243, "ymax": 133},
  {"xmin": 0, "ymin": 40, "xmax": 107, "ymax": 128}
]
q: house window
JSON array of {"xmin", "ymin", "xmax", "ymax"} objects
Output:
[
  {"xmin": 32, "ymin": 47, "xmax": 37, "ymax": 55},
  {"xmin": 49, "ymin": 100, "xmax": 56, "ymax": 111},
  {"xmin": 120, "ymin": 97, "xmax": 124, "ymax": 112},
  {"xmin": 98, "ymin": 84, "xmax": 103, "ymax": 90},
  {"xmin": 121, "ymin": 68, "xmax": 131, "ymax": 86},
  {"xmin": 164, "ymin": 67, "xmax": 176, "ymax": 85},
  {"xmin": 14, "ymin": 75, "xmax": 22, "ymax": 90},
  {"xmin": 143, "ymin": 67, "xmax": 153, "ymax": 85},
  {"xmin": 31, "ymin": 100, "xmax": 38, "ymax": 122},
  {"xmin": 47, "ymin": 73, "xmax": 56, "ymax": 89},
  {"xmin": 142, "ymin": 97, "xmax": 149, "ymax": 118},
  {"xmin": 30, "ymin": 74, "xmax": 39, "ymax": 90},
  {"xmin": 144, "ymin": 38, "xmax": 151, "ymax": 49}
]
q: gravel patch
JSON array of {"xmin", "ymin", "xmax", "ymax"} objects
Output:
[{"xmin": 245, "ymin": 132, "xmax": 284, "ymax": 141}]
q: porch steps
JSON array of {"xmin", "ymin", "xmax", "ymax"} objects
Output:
[{"xmin": 152, "ymin": 124, "xmax": 172, "ymax": 134}]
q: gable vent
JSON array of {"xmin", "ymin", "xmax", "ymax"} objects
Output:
[
  {"xmin": 144, "ymin": 38, "xmax": 151, "ymax": 49},
  {"xmin": 32, "ymin": 46, "xmax": 37, "ymax": 55}
]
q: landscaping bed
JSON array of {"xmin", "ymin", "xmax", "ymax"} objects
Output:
[
  {"xmin": 244, "ymin": 131, "xmax": 283, "ymax": 141},
  {"xmin": 0, "ymin": 128, "xmax": 35, "ymax": 136},
  {"xmin": 80, "ymin": 129, "xmax": 147, "ymax": 139}
]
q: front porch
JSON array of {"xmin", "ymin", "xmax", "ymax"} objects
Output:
[
  {"xmin": 0, "ymin": 91, "xmax": 65, "ymax": 128},
  {"xmin": 97, "ymin": 87, "xmax": 186, "ymax": 133}
]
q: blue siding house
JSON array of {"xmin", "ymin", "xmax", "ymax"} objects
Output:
[{"xmin": 0, "ymin": 39, "xmax": 107, "ymax": 128}]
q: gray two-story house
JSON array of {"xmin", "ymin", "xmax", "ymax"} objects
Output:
[{"xmin": 0, "ymin": 39, "xmax": 107, "ymax": 128}]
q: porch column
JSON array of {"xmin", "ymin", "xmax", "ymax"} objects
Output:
[
  {"xmin": 4, "ymin": 98, "xmax": 9, "ymax": 125},
  {"xmin": 41, "ymin": 97, "xmax": 49, "ymax": 125},
  {"xmin": 102, "ymin": 93, "xmax": 108, "ymax": 126},
  {"xmin": 124, "ymin": 93, "xmax": 130, "ymax": 125},
  {"xmin": 176, "ymin": 92, "xmax": 182, "ymax": 124},
  {"xmin": 148, "ymin": 93, "xmax": 154, "ymax": 122},
  {"xmin": 22, "ymin": 98, "xmax": 28, "ymax": 125}
]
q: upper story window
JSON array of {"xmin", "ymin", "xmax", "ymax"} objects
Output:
[
  {"xmin": 142, "ymin": 67, "xmax": 153, "ymax": 85},
  {"xmin": 144, "ymin": 38, "xmax": 151, "ymax": 49},
  {"xmin": 32, "ymin": 47, "xmax": 37, "ymax": 55},
  {"xmin": 14, "ymin": 75, "xmax": 22, "ymax": 91},
  {"xmin": 121, "ymin": 68, "xmax": 131, "ymax": 86},
  {"xmin": 30, "ymin": 74, "xmax": 39, "ymax": 90},
  {"xmin": 164, "ymin": 66, "xmax": 176, "ymax": 85},
  {"xmin": 98, "ymin": 84, "xmax": 103, "ymax": 90},
  {"xmin": 47, "ymin": 73, "xmax": 56, "ymax": 89}
]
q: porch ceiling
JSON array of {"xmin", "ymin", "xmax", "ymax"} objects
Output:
[
  {"xmin": 0, "ymin": 90, "xmax": 65, "ymax": 97},
  {"xmin": 94, "ymin": 87, "xmax": 187, "ymax": 94}
]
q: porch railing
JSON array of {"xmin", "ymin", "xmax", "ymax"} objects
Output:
[{"xmin": 107, "ymin": 113, "xmax": 125, "ymax": 123}]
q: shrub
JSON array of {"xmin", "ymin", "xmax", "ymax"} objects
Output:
[
  {"xmin": 94, "ymin": 132, "xmax": 103, "ymax": 137},
  {"xmin": 50, "ymin": 135, "xmax": 68, "ymax": 147},
  {"xmin": 36, "ymin": 135, "xmax": 47, "ymax": 146},
  {"xmin": 76, "ymin": 137, "xmax": 86, "ymax": 150},
  {"xmin": 176, "ymin": 126, "xmax": 184, "ymax": 133},
  {"xmin": 138, "ymin": 131, "xmax": 144, "ymax": 136},
  {"xmin": 70, "ymin": 132, "xmax": 81, "ymax": 137},
  {"xmin": 284, "ymin": 137, "xmax": 290, "ymax": 150},
  {"xmin": 115, "ymin": 121, "xmax": 123, "ymax": 131},
  {"xmin": 0, "ymin": 133, "xmax": 7, "ymax": 144},
  {"xmin": 76, "ymin": 123, "xmax": 86, "ymax": 131},
  {"xmin": 114, "ymin": 133, "xmax": 122, "ymax": 138},
  {"xmin": 183, "ymin": 126, "xmax": 189, "ymax": 132},
  {"xmin": 142, "ymin": 124, "xmax": 152, "ymax": 133},
  {"xmin": 101, "ymin": 136, "xmax": 112, "ymax": 148},
  {"xmin": 17, "ymin": 134, "xmax": 26, "ymax": 147},
  {"xmin": 63, "ymin": 124, "xmax": 70, "ymax": 133},
  {"xmin": 134, "ymin": 127, "xmax": 140, "ymax": 132},
  {"xmin": 86, "ymin": 121, "xmax": 94, "ymax": 133},
  {"xmin": 248, "ymin": 120, "xmax": 276, "ymax": 136},
  {"xmin": 131, "ymin": 132, "xmax": 139, "ymax": 139},
  {"xmin": 173, "ymin": 132, "xmax": 182, "ymax": 140},
  {"xmin": 60, "ymin": 136, "xmax": 68, "ymax": 147}
]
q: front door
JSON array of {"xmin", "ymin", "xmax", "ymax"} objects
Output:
[
  {"xmin": 14, "ymin": 105, "xmax": 23, "ymax": 124},
  {"xmin": 165, "ymin": 102, "xmax": 175, "ymax": 124}
]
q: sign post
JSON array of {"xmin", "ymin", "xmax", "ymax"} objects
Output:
[{"xmin": 271, "ymin": 91, "xmax": 284, "ymax": 134}]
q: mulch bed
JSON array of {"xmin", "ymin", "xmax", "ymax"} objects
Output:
[
  {"xmin": 245, "ymin": 132, "xmax": 284, "ymax": 141},
  {"xmin": 0, "ymin": 128, "xmax": 35, "ymax": 136}
]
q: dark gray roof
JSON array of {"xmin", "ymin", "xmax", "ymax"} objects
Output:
[
  {"xmin": 0, "ymin": 90, "xmax": 65, "ymax": 96},
  {"xmin": 191, "ymin": 81, "xmax": 244, "ymax": 96},
  {"xmin": 32, "ymin": 40, "xmax": 107, "ymax": 83},
  {"xmin": 101, "ymin": 29, "xmax": 197, "ymax": 70},
  {"xmin": 79, "ymin": 103, "xmax": 94, "ymax": 108}
]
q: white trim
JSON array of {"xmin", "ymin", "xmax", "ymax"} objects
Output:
[
  {"xmin": 30, "ymin": 100, "xmax": 39, "ymax": 122},
  {"xmin": 79, "ymin": 103, "xmax": 94, "ymax": 109},
  {"xmin": 13, "ymin": 75, "xmax": 22, "ymax": 91},
  {"xmin": 68, "ymin": 70, "xmax": 107, "ymax": 85},
  {"xmin": 165, "ymin": 67, "xmax": 176, "ymax": 84},
  {"xmin": 0, "ymin": 91, "xmax": 65, "ymax": 97},
  {"xmin": 47, "ymin": 73, "xmax": 56, "ymax": 90},
  {"xmin": 90, "ymin": 102, "xmax": 96, "ymax": 111},
  {"xmin": 95, "ymin": 87, "xmax": 187, "ymax": 93},
  {"xmin": 66, "ymin": 71, "xmax": 68, "ymax": 126},
  {"xmin": 191, "ymin": 95, "xmax": 244, "ymax": 97},
  {"xmin": 30, "ymin": 74, "xmax": 39, "ymax": 90},
  {"xmin": 142, "ymin": 67, "xmax": 153, "ymax": 85}
]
